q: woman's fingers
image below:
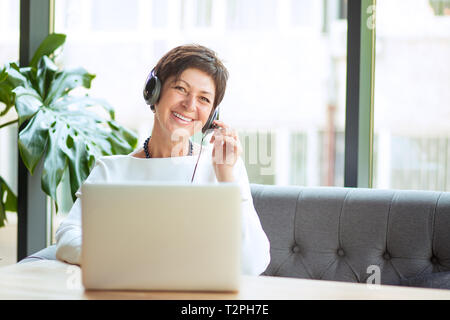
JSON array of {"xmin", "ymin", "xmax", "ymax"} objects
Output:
[
  {"xmin": 212, "ymin": 135, "xmax": 241, "ymax": 165},
  {"xmin": 213, "ymin": 120, "xmax": 229, "ymax": 129},
  {"xmin": 209, "ymin": 120, "xmax": 242, "ymax": 165},
  {"xmin": 210, "ymin": 126, "xmax": 237, "ymax": 142}
]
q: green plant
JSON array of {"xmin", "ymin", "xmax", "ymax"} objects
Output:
[{"xmin": 0, "ymin": 33, "xmax": 138, "ymax": 227}]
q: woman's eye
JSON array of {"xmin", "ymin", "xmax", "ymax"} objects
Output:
[
  {"xmin": 175, "ymin": 86, "xmax": 186, "ymax": 93},
  {"xmin": 200, "ymin": 96, "xmax": 210, "ymax": 104}
]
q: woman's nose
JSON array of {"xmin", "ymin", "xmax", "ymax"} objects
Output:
[{"xmin": 182, "ymin": 94, "xmax": 196, "ymax": 111}]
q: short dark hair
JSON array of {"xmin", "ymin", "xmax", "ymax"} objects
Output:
[{"xmin": 153, "ymin": 44, "xmax": 229, "ymax": 110}]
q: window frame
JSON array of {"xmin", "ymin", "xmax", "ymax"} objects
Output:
[{"xmin": 344, "ymin": 0, "xmax": 376, "ymax": 188}]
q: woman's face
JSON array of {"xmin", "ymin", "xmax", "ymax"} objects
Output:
[{"xmin": 154, "ymin": 68, "xmax": 216, "ymax": 137}]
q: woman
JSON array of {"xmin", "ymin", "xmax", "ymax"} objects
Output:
[{"xmin": 55, "ymin": 44, "xmax": 271, "ymax": 276}]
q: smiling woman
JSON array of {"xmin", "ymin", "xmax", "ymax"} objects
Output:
[
  {"xmin": 138, "ymin": 44, "xmax": 229, "ymax": 161},
  {"xmin": 54, "ymin": 44, "xmax": 271, "ymax": 276},
  {"xmin": 152, "ymin": 68, "xmax": 216, "ymax": 145}
]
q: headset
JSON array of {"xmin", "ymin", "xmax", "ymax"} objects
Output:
[{"xmin": 143, "ymin": 69, "xmax": 219, "ymax": 134}]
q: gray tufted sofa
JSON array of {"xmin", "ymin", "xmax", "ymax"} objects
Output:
[
  {"xmin": 252, "ymin": 184, "xmax": 450, "ymax": 288},
  {"xmin": 20, "ymin": 184, "xmax": 450, "ymax": 289}
]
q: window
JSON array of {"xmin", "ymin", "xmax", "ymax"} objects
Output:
[
  {"xmin": 226, "ymin": 0, "xmax": 277, "ymax": 31},
  {"xmin": 0, "ymin": 0, "xmax": 20, "ymax": 267},
  {"xmin": 373, "ymin": 0, "xmax": 450, "ymax": 191},
  {"xmin": 339, "ymin": 0, "xmax": 348, "ymax": 20},
  {"xmin": 195, "ymin": 0, "xmax": 213, "ymax": 27},
  {"xmin": 429, "ymin": 0, "xmax": 450, "ymax": 16},
  {"xmin": 92, "ymin": 0, "xmax": 139, "ymax": 31},
  {"xmin": 152, "ymin": 0, "xmax": 169, "ymax": 28},
  {"xmin": 54, "ymin": 0, "xmax": 347, "ymax": 187},
  {"xmin": 0, "ymin": 0, "xmax": 19, "ymax": 64},
  {"xmin": 291, "ymin": 0, "xmax": 314, "ymax": 27}
]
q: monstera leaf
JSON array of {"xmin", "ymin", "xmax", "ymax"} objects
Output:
[
  {"xmin": 0, "ymin": 34, "xmax": 66, "ymax": 116},
  {"xmin": 0, "ymin": 33, "xmax": 138, "ymax": 215},
  {"xmin": 29, "ymin": 33, "xmax": 66, "ymax": 69},
  {"xmin": 0, "ymin": 176, "xmax": 17, "ymax": 227},
  {"xmin": 0, "ymin": 66, "xmax": 15, "ymax": 117}
]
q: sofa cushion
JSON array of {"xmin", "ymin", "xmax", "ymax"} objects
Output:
[{"xmin": 399, "ymin": 271, "xmax": 450, "ymax": 289}]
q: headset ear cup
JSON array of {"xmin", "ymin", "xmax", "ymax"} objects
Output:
[
  {"xmin": 143, "ymin": 73, "xmax": 162, "ymax": 107},
  {"xmin": 149, "ymin": 76, "xmax": 161, "ymax": 106}
]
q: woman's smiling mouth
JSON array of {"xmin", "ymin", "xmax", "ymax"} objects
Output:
[{"xmin": 172, "ymin": 111, "xmax": 193, "ymax": 123}]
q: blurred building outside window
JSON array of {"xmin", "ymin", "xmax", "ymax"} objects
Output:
[
  {"xmin": 373, "ymin": 0, "xmax": 450, "ymax": 191},
  {"xmin": 0, "ymin": 0, "xmax": 19, "ymax": 266}
]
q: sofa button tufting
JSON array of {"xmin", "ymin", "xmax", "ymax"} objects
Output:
[
  {"xmin": 337, "ymin": 248, "xmax": 345, "ymax": 257},
  {"xmin": 383, "ymin": 252, "xmax": 391, "ymax": 260},
  {"xmin": 292, "ymin": 245, "xmax": 300, "ymax": 253}
]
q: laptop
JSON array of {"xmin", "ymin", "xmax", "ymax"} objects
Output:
[{"xmin": 81, "ymin": 182, "xmax": 241, "ymax": 292}]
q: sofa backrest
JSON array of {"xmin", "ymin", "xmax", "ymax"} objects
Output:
[{"xmin": 250, "ymin": 184, "xmax": 450, "ymax": 285}]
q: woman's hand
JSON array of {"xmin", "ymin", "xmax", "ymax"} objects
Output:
[{"xmin": 210, "ymin": 120, "xmax": 243, "ymax": 182}]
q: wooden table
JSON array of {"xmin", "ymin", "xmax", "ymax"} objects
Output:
[{"xmin": 0, "ymin": 260, "xmax": 449, "ymax": 300}]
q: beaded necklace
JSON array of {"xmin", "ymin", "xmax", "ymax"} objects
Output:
[{"xmin": 143, "ymin": 136, "xmax": 193, "ymax": 158}]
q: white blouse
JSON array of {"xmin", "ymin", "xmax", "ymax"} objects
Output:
[{"xmin": 55, "ymin": 144, "xmax": 271, "ymax": 276}]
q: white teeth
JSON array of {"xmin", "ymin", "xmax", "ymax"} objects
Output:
[{"xmin": 173, "ymin": 112, "xmax": 192, "ymax": 122}]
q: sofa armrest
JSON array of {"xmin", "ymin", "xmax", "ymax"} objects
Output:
[{"xmin": 17, "ymin": 244, "xmax": 57, "ymax": 264}]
